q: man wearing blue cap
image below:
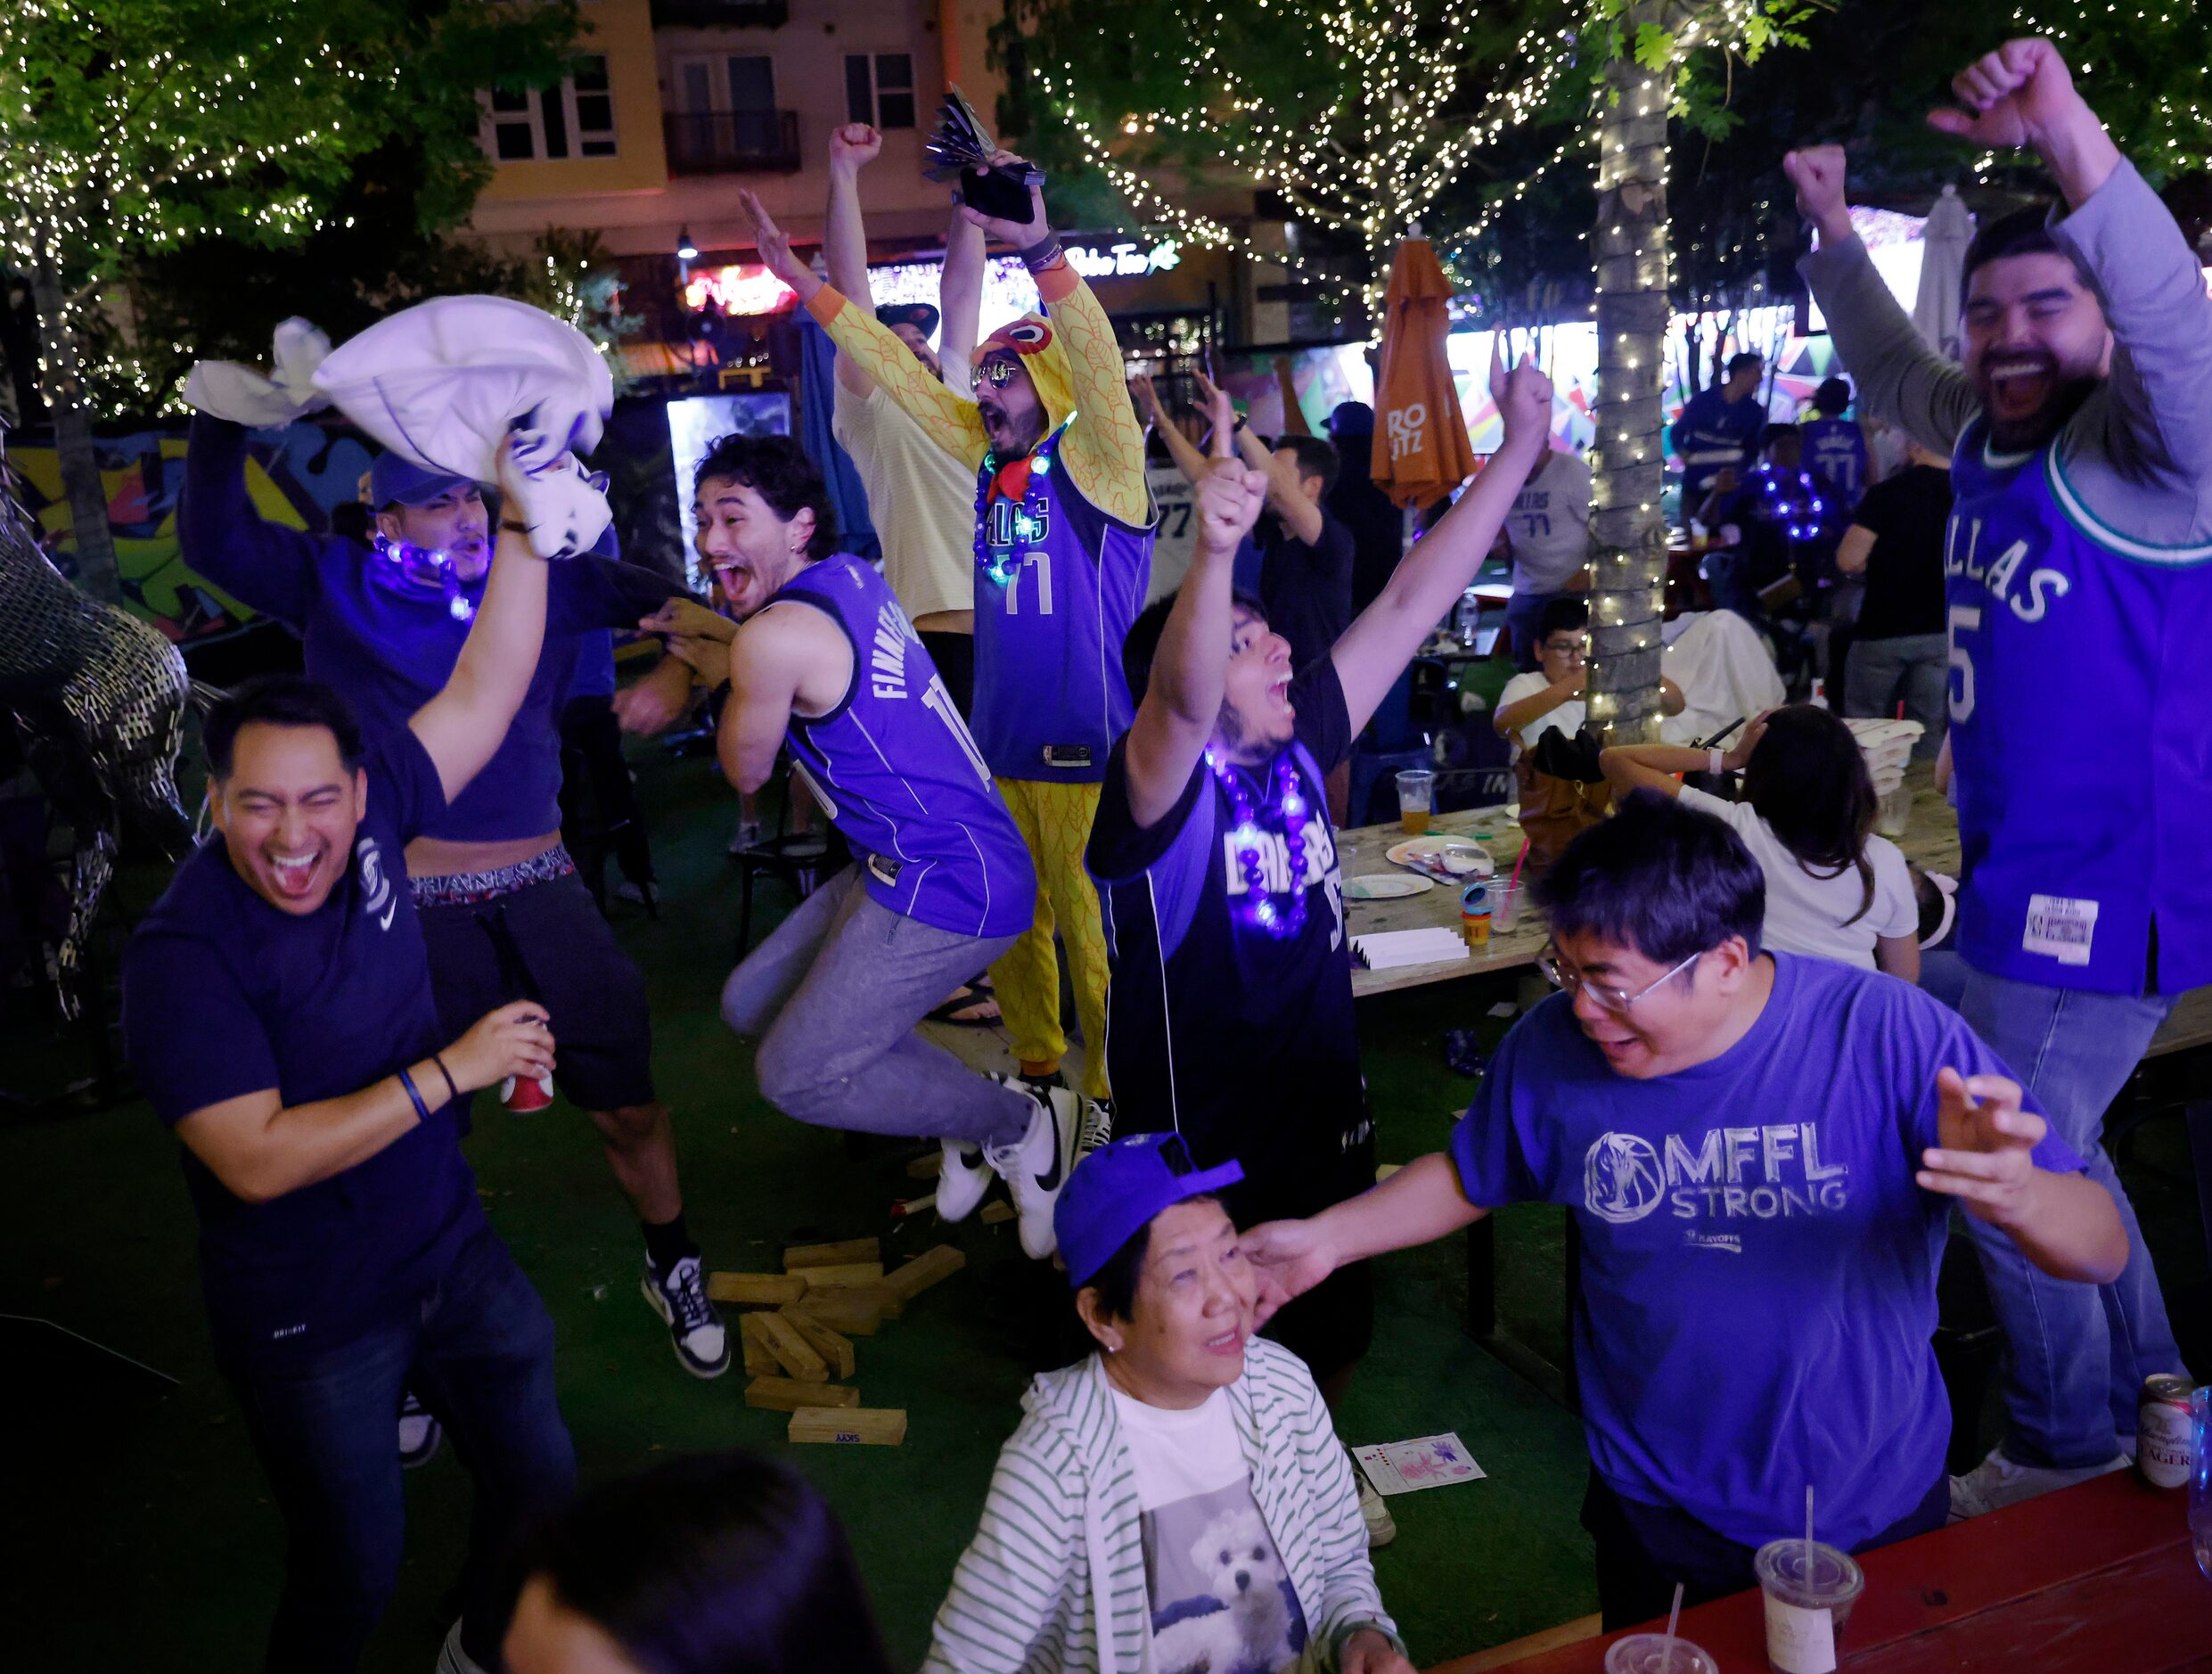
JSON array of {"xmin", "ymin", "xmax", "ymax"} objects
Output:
[
  {"xmin": 179, "ymin": 414, "xmax": 730, "ymax": 1383},
  {"xmin": 925, "ymin": 1133, "xmax": 1412, "ymax": 1674}
]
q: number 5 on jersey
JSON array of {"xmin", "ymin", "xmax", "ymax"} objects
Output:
[{"xmin": 1947, "ymin": 604, "xmax": 1979, "ymax": 723}]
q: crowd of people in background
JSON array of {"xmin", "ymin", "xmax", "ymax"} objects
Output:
[{"xmin": 109, "ymin": 33, "xmax": 2208, "ymax": 1674}]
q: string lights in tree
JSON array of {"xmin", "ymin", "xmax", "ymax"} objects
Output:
[
  {"xmin": 2012, "ymin": 1, "xmax": 2210, "ymax": 184},
  {"xmin": 1035, "ymin": 0, "xmax": 1584, "ymax": 296}
]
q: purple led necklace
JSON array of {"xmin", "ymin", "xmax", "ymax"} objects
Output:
[
  {"xmin": 1758, "ymin": 469, "xmax": 1829, "ymax": 544},
  {"xmin": 1208, "ymin": 746, "xmax": 1310, "ymax": 939}
]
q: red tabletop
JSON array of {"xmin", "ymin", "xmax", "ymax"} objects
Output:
[{"xmin": 1434, "ymin": 1471, "xmax": 2211, "ymax": 1672}]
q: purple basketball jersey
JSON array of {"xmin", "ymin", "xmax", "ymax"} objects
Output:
[{"xmin": 773, "ymin": 554, "xmax": 1035, "ymax": 939}]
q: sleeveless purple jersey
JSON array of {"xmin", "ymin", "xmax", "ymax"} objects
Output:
[
  {"xmin": 1946, "ymin": 418, "xmax": 2212, "ymax": 993},
  {"xmin": 774, "ymin": 554, "xmax": 1035, "ymax": 939},
  {"xmin": 1801, "ymin": 416, "xmax": 1870, "ymax": 513},
  {"xmin": 971, "ymin": 423, "xmax": 1153, "ymax": 783}
]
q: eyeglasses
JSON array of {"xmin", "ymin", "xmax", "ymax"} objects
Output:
[
  {"xmin": 1536, "ymin": 945, "xmax": 1701, "ymax": 1014},
  {"xmin": 978, "ymin": 357, "xmax": 1020, "ymax": 388},
  {"xmin": 1542, "ymin": 639, "xmax": 1587, "ymax": 661}
]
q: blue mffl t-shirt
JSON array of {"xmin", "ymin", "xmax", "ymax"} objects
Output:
[
  {"xmin": 1450, "ymin": 952, "xmax": 2084, "ymax": 1551},
  {"xmin": 121, "ymin": 729, "xmax": 484, "ymax": 1365}
]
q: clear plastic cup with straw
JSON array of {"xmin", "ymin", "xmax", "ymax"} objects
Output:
[
  {"xmin": 1754, "ymin": 1486, "xmax": 1864, "ymax": 1673},
  {"xmin": 1604, "ymin": 1580, "xmax": 1718, "ymax": 1673}
]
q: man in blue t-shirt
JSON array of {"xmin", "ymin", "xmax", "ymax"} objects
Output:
[
  {"xmin": 122, "ymin": 439, "xmax": 582, "ymax": 1672},
  {"xmin": 1244, "ymin": 792, "xmax": 2124, "ymax": 1626},
  {"xmin": 1086, "ymin": 357, "xmax": 1554, "ymax": 1399}
]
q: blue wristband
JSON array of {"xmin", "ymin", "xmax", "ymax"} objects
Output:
[{"xmin": 397, "ymin": 1067, "xmax": 431, "ymax": 1123}]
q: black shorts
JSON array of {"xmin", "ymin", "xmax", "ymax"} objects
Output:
[
  {"xmin": 416, "ymin": 865, "xmax": 656, "ymax": 1112},
  {"xmin": 1231, "ymin": 1129, "xmax": 1378, "ymax": 1386}
]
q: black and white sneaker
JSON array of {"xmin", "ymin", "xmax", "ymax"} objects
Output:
[
  {"xmin": 1077, "ymin": 1096, "xmax": 1114, "ymax": 1158},
  {"xmin": 987, "ymin": 1078, "xmax": 1079, "ymax": 1260},
  {"xmin": 937, "ymin": 1139, "xmax": 994, "ymax": 1222},
  {"xmin": 398, "ymin": 1388, "xmax": 441, "ymax": 1470},
  {"xmin": 641, "ymin": 1254, "xmax": 731, "ymax": 1379}
]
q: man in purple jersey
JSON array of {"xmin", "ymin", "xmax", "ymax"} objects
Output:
[
  {"xmin": 1791, "ymin": 36, "xmax": 2212, "ymax": 1515},
  {"xmin": 673, "ymin": 435, "xmax": 1076, "ymax": 1259}
]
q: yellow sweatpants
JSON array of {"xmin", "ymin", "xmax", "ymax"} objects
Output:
[{"xmin": 988, "ymin": 777, "xmax": 1112, "ymax": 1101}]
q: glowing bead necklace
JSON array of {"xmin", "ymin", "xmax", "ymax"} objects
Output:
[{"xmin": 1207, "ymin": 745, "xmax": 1310, "ymax": 939}]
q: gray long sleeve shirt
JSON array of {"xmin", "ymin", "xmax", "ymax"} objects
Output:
[{"xmin": 1802, "ymin": 160, "xmax": 2212, "ymax": 995}]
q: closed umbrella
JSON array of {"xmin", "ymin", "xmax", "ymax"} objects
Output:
[
  {"xmin": 1912, "ymin": 185, "xmax": 1975, "ymax": 363},
  {"xmin": 1370, "ymin": 237, "xmax": 1476, "ymax": 510}
]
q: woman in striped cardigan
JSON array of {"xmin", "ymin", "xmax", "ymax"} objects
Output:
[{"xmin": 925, "ymin": 1135, "xmax": 1410, "ymax": 1674}]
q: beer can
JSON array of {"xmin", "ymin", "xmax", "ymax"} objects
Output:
[{"xmin": 2139, "ymin": 1374, "xmax": 2196, "ymax": 1489}]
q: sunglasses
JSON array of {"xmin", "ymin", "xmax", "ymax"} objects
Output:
[{"xmin": 978, "ymin": 357, "xmax": 1021, "ymax": 388}]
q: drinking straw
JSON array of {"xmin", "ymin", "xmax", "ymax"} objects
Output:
[
  {"xmin": 1507, "ymin": 837, "xmax": 1529, "ymax": 894},
  {"xmin": 1663, "ymin": 1580, "xmax": 1684, "ymax": 1672},
  {"xmin": 1806, "ymin": 1483, "xmax": 1815, "ymax": 1576}
]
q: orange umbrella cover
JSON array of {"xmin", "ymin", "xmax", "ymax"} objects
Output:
[{"xmin": 1370, "ymin": 237, "xmax": 1476, "ymax": 510}]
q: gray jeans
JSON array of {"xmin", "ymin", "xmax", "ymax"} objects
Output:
[
  {"xmin": 1843, "ymin": 633, "xmax": 1948, "ymax": 758},
  {"xmin": 721, "ymin": 866, "xmax": 1032, "ymax": 1148}
]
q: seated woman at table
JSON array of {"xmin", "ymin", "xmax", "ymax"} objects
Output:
[
  {"xmin": 1600, "ymin": 704, "xmax": 1920, "ymax": 979},
  {"xmin": 924, "ymin": 1137, "xmax": 1412, "ymax": 1674},
  {"xmin": 1088, "ymin": 357, "xmax": 1552, "ymax": 1417}
]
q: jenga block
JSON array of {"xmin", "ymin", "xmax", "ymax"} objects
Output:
[
  {"xmin": 791, "ymin": 1291, "xmax": 887, "ymax": 1335},
  {"xmin": 799, "ymin": 1261, "xmax": 885, "ymax": 1289},
  {"xmin": 882, "ymin": 1244, "xmax": 966, "ymax": 1303},
  {"xmin": 707, "ymin": 1272, "xmax": 808, "ymax": 1307},
  {"xmin": 755, "ymin": 1310, "xmax": 828, "ymax": 1382},
  {"xmin": 784, "ymin": 1237, "xmax": 882, "ymax": 1269},
  {"xmin": 778, "ymin": 1305, "xmax": 856, "ymax": 1379},
  {"xmin": 979, "ymin": 1199, "xmax": 1015, "ymax": 1225},
  {"xmin": 737, "ymin": 1313, "xmax": 779, "ymax": 1377},
  {"xmin": 790, "ymin": 1407, "xmax": 907, "ymax": 1447},
  {"xmin": 744, "ymin": 1377, "xmax": 859, "ymax": 1413},
  {"xmin": 905, "ymin": 1151, "xmax": 943, "ymax": 1179}
]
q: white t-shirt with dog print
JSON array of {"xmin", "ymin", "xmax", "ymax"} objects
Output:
[{"xmin": 1110, "ymin": 1387, "xmax": 1313, "ymax": 1674}]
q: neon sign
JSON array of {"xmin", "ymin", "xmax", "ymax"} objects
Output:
[{"xmin": 1064, "ymin": 238, "xmax": 1181, "ymax": 280}]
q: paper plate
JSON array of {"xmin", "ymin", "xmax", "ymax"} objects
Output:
[
  {"xmin": 1385, "ymin": 836, "xmax": 1495, "ymax": 876},
  {"xmin": 1345, "ymin": 873, "xmax": 1434, "ymax": 900}
]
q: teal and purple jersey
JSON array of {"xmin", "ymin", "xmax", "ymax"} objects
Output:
[
  {"xmin": 773, "ymin": 554, "xmax": 1035, "ymax": 940},
  {"xmin": 1946, "ymin": 417, "xmax": 2212, "ymax": 992},
  {"xmin": 971, "ymin": 423, "xmax": 1154, "ymax": 784}
]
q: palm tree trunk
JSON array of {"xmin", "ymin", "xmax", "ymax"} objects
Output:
[
  {"xmin": 1585, "ymin": 0, "xmax": 1674, "ymax": 744},
  {"xmin": 29, "ymin": 250, "xmax": 123, "ymax": 603}
]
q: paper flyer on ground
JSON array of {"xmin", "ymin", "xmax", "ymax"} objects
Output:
[{"xmin": 1354, "ymin": 1433, "xmax": 1486, "ymax": 1496}]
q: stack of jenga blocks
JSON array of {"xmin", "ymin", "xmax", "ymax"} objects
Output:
[{"xmin": 707, "ymin": 1237, "xmax": 967, "ymax": 1448}]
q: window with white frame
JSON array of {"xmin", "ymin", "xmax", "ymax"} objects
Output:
[
  {"xmin": 844, "ymin": 53, "xmax": 915, "ymax": 131},
  {"xmin": 480, "ymin": 54, "xmax": 619, "ymax": 162}
]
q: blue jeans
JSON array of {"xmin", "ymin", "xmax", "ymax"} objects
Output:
[
  {"xmin": 1505, "ymin": 589, "xmax": 1562, "ymax": 671},
  {"xmin": 1958, "ymin": 968, "xmax": 2186, "ymax": 1469},
  {"xmin": 218, "ymin": 1227, "xmax": 577, "ymax": 1672}
]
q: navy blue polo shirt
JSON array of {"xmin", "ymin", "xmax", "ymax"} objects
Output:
[{"xmin": 122, "ymin": 728, "xmax": 484, "ymax": 1365}]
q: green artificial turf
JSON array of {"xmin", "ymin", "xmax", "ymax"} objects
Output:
[{"xmin": 3, "ymin": 735, "xmax": 2206, "ymax": 1670}]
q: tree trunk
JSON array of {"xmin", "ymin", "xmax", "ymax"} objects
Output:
[
  {"xmin": 29, "ymin": 253, "xmax": 123, "ymax": 603},
  {"xmin": 1585, "ymin": 0, "xmax": 1675, "ymax": 745}
]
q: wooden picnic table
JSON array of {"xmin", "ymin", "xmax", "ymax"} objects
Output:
[
  {"xmin": 1342, "ymin": 759, "xmax": 2212, "ymax": 1056},
  {"xmin": 1431, "ymin": 1469, "xmax": 2211, "ymax": 1672}
]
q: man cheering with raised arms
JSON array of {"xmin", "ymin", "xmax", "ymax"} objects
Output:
[
  {"xmin": 737, "ymin": 161, "xmax": 1145, "ymax": 1160},
  {"xmin": 123, "ymin": 436, "xmax": 582, "ymax": 1672},
  {"xmin": 1787, "ymin": 36, "xmax": 2212, "ymax": 1514}
]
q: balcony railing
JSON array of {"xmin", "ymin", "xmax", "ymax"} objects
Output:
[
  {"xmin": 649, "ymin": 0, "xmax": 788, "ymax": 28},
  {"xmin": 663, "ymin": 110, "xmax": 801, "ymax": 176}
]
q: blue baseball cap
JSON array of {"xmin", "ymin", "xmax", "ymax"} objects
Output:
[
  {"xmin": 370, "ymin": 450, "xmax": 474, "ymax": 509},
  {"xmin": 1055, "ymin": 1133, "xmax": 1245, "ymax": 1289}
]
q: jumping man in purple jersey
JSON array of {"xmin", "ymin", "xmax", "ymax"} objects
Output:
[
  {"xmin": 1790, "ymin": 36, "xmax": 2212, "ymax": 1517},
  {"xmin": 682, "ymin": 435, "xmax": 1077, "ymax": 1260}
]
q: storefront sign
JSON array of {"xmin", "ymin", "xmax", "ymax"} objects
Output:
[{"xmin": 1064, "ymin": 239, "xmax": 1181, "ymax": 280}]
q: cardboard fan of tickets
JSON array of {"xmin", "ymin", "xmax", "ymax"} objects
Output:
[{"xmin": 922, "ymin": 86, "xmax": 1044, "ymax": 226}]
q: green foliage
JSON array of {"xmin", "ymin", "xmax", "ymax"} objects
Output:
[{"xmin": 2016, "ymin": 0, "xmax": 2210, "ymax": 186}]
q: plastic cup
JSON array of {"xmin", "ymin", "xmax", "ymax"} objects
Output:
[
  {"xmin": 1876, "ymin": 783, "xmax": 1913, "ymax": 840},
  {"xmin": 1396, "ymin": 768, "xmax": 1436, "ymax": 836},
  {"xmin": 1604, "ymin": 1635, "xmax": 1719, "ymax": 1674},
  {"xmin": 1491, "ymin": 877, "xmax": 1524, "ymax": 933},
  {"xmin": 1754, "ymin": 1539, "xmax": 1864, "ymax": 1673}
]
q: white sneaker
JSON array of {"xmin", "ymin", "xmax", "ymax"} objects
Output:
[
  {"xmin": 936, "ymin": 1139, "xmax": 993, "ymax": 1222},
  {"xmin": 1946, "ymin": 1443, "xmax": 2129, "ymax": 1521},
  {"xmin": 1357, "ymin": 1473, "xmax": 1398, "ymax": 1547},
  {"xmin": 1077, "ymin": 1096, "xmax": 1115, "ymax": 1158},
  {"xmin": 397, "ymin": 1389, "xmax": 441, "ymax": 1470},
  {"xmin": 987, "ymin": 1081, "xmax": 1078, "ymax": 1260},
  {"xmin": 641, "ymin": 1254, "xmax": 732, "ymax": 1379},
  {"xmin": 435, "ymin": 1620, "xmax": 491, "ymax": 1674}
]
